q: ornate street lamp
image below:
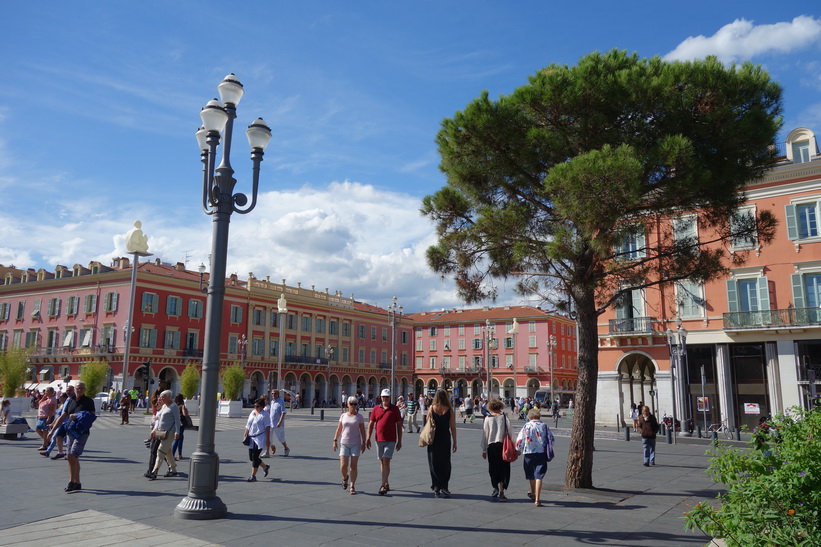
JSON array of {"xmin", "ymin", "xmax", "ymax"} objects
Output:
[
  {"xmin": 483, "ymin": 319, "xmax": 498, "ymax": 398},
  {"xmin": 176, "ymin": 74, "xmax": 272, "ymax": 520},
  {"xmin": 123, "ymin": 220, "xmax": 152, "ymax": 392},
  {"xmin": 387, "ymin": 296, "xmax": 403, "ymax": 402},
  {"xmin": 547, "ymin": 334, "xmax": 557, "ymax": 403},
  {"xmin": 277, "ymin": 294, "xmax": 287, "ymax": 393},
  {"xmin": 665, "ymin": 318, "xmax": 687, "ymax": 444},
  {"xmin": 197, "ymin": 263, "xmax": 207, "ymax": 293}
]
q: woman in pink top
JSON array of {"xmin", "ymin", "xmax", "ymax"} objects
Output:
[
  {"xmin": 35, "ymin": 387, "xmax": 58, "ymax": 450},
  {"xmin": 332, "ymin": 396, "xmax": 367, "ymax": 495}
]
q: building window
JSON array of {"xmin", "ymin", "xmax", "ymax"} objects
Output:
[
  {"xmin": 416, "ymin": 340, "xmax": 422, "ymax": 351},
  {"xmin": 16, "ymin": 301, "xmax": 25, "ymax": 320},
  {"xmin": 66, "ymin": 296, "xmax": 79, "ymax": 316},
  {"xmin": 458, "ymin": 325, "xmax": 465, "ymax": 336},
  {"xmin": 0, "ymin": 302, "xmax": 10, "ymax": 321},
  {"xmin": 188, "ymin": 299, "xmax": 203, "ymax": 319},
  {"xmin": 230, "ymin": 305, "xmax": 243, "ymax": 323},
  {"xmin": 370, "ymin": 349, "xmax": 376, "ymax": 364},
  {"xmin": 429, "ymin": 326, "xmax": 438, "ymax": 336},
  {"xmin": 330, "ymin": 319, "xmax": 339, "ymax": 335},
  {"xmin": 792, "ymin": 140, "xmax": 811, "ymax": 164},
  {"xmin": 139, "ymin": 328, "xmax": 158, "ymax": 348},
  {"xmin": 47, "ymin": 298, "xmax": 61, "ymax": 317},
  {"xmin": 371, "ymin": 326, "xmax": 377, "ymax": 340},
  {"xmin": 529, "ymin": 320, "xmax": 536, "ymax": 333},
  {"xmin": 228, "ymin": 335, "xmax": 238, "ymax": 354},
  {"xmin": 269, "ymin": 340, "xmax": 279, "ymax": 357},
  {"xmin": 472, "ymin": 338, "xmax": 482, "ymax": 350},
  {"xmin": 729, "ymin": 208, "xmax": 757, "ymax": 250},
  {"xmin": 727, "ymin": 277, "xmax": 769, "ymax": 313},
  {"xmin": 342, "ymin": 347, "xmax": 349, "ymax": 362},
  {"xmin": 615, "ymin": 287, "xmax": 646, "ymax": 321},
  {"xmin": 786, "ymin": 200, "xmax": 821, "ymax": 240},
  {"xmin": 473, "ymin": 355, "xmax": 482, "ymax": 368},
  {"xmin": 616, "ymin": 225, "xmax": 646, "ymax": 260},
  {"xmin": 83, "ymin": 294, "xmax": 97, "ymax": 314},
  {"xmin": 473, "ymin": 324, "xmax": 481, "ymax": 335},
  {"xmin": 443, "ymin": 326, "xmax": 450, "ymax": 336},
  {"xmin": 358, "ymin": 325, "xmax": 366, "ymax": 338},
  {"xmin": 301, "ymin": 315, "xmax": 312, "ymax": 332},
  {"xmin": 458, "ymin": 355, "xmax": 466, "ymax": 370},
  {"xmin": 103, "ymin": 292, "xmax": 118, "ymax": 313},
  {"xmin": 316, "ymin": 318, "xmax": 325, "ymax": 333},
  {"xmin": 142, "ymin": 293, "xmax": 158, "ymax": 313},
  {"xmin": 401, "ymin": 331, "xmax": 409, "ymax": 344},
  {"xmin": 252, "ymin": 338, "xmax": 264, "ymax": 356},
  {"xmin": 504, "ymin": 337, "xmax": 514, "ymax": 349},
  {"xmin": 430, "ymin": 357, "xmax": 437, "ymax": 369},
  {"xmin": 415, "ymin": 356, "xmax": 423, "ymax": 369},
  {"xmin": 166, "ymin": 296, "xmax": 182, "ymax": 316},
  {"xmin": 252, "ymin": 308, "xmax": 266, "ymax": 326},
  {"xmin": 676, "ymin": 279, "xmax": 706, "ymax": 319},
  {"xmin": 164, "ymin": 330, "xmax": 180, "ymax": 350},
  {"xmin": 529, "ymin": 354, "xmax": 537, "ymax": 367},
  {"xmin": 458, "ymin": 338, "xmax": 465, "ymax": 350},
  {"xmin": 529, "ymin": 335, "xmax": 537, "ymax": 348},
  {"xmin": 429, "ymin": 340, "xmax": 436, "ymax": 351},
  {"xmin": 792, "ymin": 272, "xmax": 821, "ymax": 318}
]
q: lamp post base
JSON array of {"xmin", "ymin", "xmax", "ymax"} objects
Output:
[{"xmin": 174, "ymin": 451, "xmax": 227, "ymax": 520}]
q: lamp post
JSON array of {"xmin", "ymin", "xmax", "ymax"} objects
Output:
[
  {"xmin": 387, "ymin": 296, "xmax": 403, "ymax": 402},
  {"xmin": 238, "ymin": 334, "xmax": 247, "ymax": 367},
  {"xmin": 123, "ymin": 221, "xmax": 152, "ymax": 392},
  {"xmin": 176, "ymin": 73, "xmax": 272, "ymax": 520},
  {"xmin": 483, "ymin": 319, "xmax": 497, "ymax": 398},
  {"xmin": 197, "ymin": 263, "xmax": 207, "ymax": 293},
  {"xmin": 277, "ymin": 294, "xmax": 287, "ymax": 393},
  {"xmin": 325, "ymin": 344, "xmax": 334, "ymax": 403},
  {"xmin": 507, "ymin": 318, "xmax": 519, "ymax": 399},
  {"xmin": 547, "ymin": 334, "xmax": 557, "ymax": 404},
  {"xmin": 665, "ymin": 319, "xmax": 687, "ymax": 445}
]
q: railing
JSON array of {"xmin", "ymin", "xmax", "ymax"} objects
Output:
[
  {"xmin": 608, "ymin": 316, "xmax": 658, "ymax": 334},
  {"xmin": 283, "ymin": 354, "xmax": 330, "ymax": 365},
  {"xmin": 184, "ymin": 348, "xmax": 204, "ymax": 358},
  {"xmin": 723, "ymin": 308, "xmax": 821, "ymax": 330},
  {"xmin": 523, "ymin": 366, "xmax": 544, "ymax": 373}
]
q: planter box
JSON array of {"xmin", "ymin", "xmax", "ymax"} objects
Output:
[
  {"xmin": 5, "ymin": 397, "xmax": 30, "ymax": 416},
  {"xmin": 218, "ymin": 400, "xmax": 243, "ymax": 418},
  {"xmin": 184, "ymin": 399, "xmax": 199, "ymax": 416}
]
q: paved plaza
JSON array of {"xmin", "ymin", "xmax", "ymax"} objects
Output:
[{"xmin": 0, "ymin": 408, "xmax": 727, "ymax": 546}]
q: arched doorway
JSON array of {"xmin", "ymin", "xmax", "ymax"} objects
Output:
[
  {"xmin": 427, "ymin": 379, "xmax": 438, "ymax": 393},
  {"xmin": 502, "ymin": 378, "xmax": 516, "ymax": 400},
  {"xmin": 617, "ymin": 352, "xmax": 657, "ymax": 424},
  {"xmin": 526, "ymin": 378, "xmax": 540, "ymax": 398},
  {"xmin": 414, "ymin": 379, "xmax": 425, "ymax": 396},
  {"xmin": 249, "ymin": 370, "xmax": 265, "ymax": 401},
  {"xmin": 299, "ymin": 373, "xmax": 312, "ymax": 407},
  {"xmin": 471, "ymin": 379, "xmax": 483, "ymax": 399},
  {"xmin": 454, "ymin": 378, "xmax": 468, "ymax": 399},
  {"xmin": 157, "ymin": 366, "xmax": 178, "ymax": 394}
]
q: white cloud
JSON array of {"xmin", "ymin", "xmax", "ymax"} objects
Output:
[{"xmin": 665, "ymin": 16, "xmax": 821, "ymax": 63}]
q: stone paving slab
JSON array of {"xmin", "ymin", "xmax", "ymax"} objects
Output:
[{"xmin": 0, "ymin": 408, "xmax": 729, "ymax": 546}]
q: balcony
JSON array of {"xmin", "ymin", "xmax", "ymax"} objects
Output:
[
  {"xmin": 723, "ymin": 308, "xmax": 821, "ymax": 331},
  {"xmin": 183, "ymin": 348, "xmax": 204, "ymax": 358},
  {"xmin": 608, "ymin": 317, "xmax": 658, "ymax": 334}
]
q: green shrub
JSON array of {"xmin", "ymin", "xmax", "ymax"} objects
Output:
[
  {"xmin": 79, "ymin": 360, "xmax": 110, "ymax": 396},
  {"xmin": 685, "ymin": 405, "xmax": 821, "ymax": 545},
  {"xmin": 221, "ymin": 365, "xmax": 245, "ymax": 401},
  {"xmin": 180, "ymin": 362, "xmax": 200, "ymax": 400},
  {"xmin": 0, "ymin": 348, "xmax": 30, "ymax": 397}
]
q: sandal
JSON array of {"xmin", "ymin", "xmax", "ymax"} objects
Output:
[
  {"xmin": 343, "ymin": 476, "xmax": 348, "ymax": 490},
  {"xmin": 535, "ymin": 501, "xmax": 543, "ymax": 507},
  {"xmin": 527, "ymin": 492, "xmax": 535, "ymax": 500},
  {"xmin": 378, "ymin": 485, "xmax": 388, "ymax": 496},
  {"xmin": 350, "ymin": 486, "xmax": 357, "ymax": 495}
]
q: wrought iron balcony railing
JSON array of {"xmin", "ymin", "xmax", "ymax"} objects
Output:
[
  {"xmin": 723, "ymin": 308, "xmax": 821, "ymax": 330},
  {"xmin": 608, "ymin": 316, "xmax": 658, "ymax": 334}
]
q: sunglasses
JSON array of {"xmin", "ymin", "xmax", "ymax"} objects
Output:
[{"xmin": 349, "ymin": 403, "xmax": 358, "ymax": 406}]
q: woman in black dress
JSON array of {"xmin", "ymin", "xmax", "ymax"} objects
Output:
[{"xmin": 426, "ymin": 389, "xmax": 458, "ymax": 497}]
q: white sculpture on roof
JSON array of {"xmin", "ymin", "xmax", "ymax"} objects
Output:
[{"xmin": 125, "ymin": 220, "xmax": 149, "ymax": 253}]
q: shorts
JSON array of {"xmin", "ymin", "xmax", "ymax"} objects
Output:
[
  {"xmin": 376, "ymin": 441, "xmax": 396, "ymax": 459},
  {"xmin": 36, "ymin": 418, "xmax": 49, "ymax": 430},
  {"xmin": 340, "ymin": 443, "xmax": 362, "ymax": 458},
  {"xmin": 67, "ymin": 433, "xmax": 89, "ymax": 457}
]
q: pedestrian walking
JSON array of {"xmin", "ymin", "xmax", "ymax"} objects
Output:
[
  {"xmin": 243, "ymin": 398, "xmax": 271, "ymax": 482},
  {"xmin": 172, "ymin": 394, "xmax": 189, "ymax": 460},
  {"xmin": 463, "ymin": 396, "xmax": 474, "ymax": 423},
  {"xmin": 426, "ymin": 389, "xmax": 457, "ymax": 498},
  {"xmin": 481, "ymin": 398, "xmax": 515, "ymax": 501},
  {"xmin": 406, "ymin": 393, "xmax": 420, "ymax": 433},
  {"xmin": 332, "ymin": 396, "xmax": 366, "ymax": 494},
  {"xmin": 49, "ymin": 382, "xmax": 95, "ymax": 493},
  {"xmin": 366, "ymin": 389, "xmax": 403, "ymax": 495},
  {"xmin": 630, "ymin": 403, "xmax": 640, "ymax": 432},
  {"xmin": 145, "ymin": 390, "xmax": 180, "ymax": 480},
  {"xmin": 40, "ymin": 392, "xmax": 69, "ymax": 459},
  {"xmin": 35, "ymin": 387, "xmax": 58, "ymax": 450},
  {"xmin": 516, "ymin": 407, "xmax": 554, "ymax": 507},
  {"xmin": 269, "ymin": 390, "xmax": 291, "ymax": 456},
  {"xmin": 638, "ymin": 405, "xmax": 659, "ymax": 466}
]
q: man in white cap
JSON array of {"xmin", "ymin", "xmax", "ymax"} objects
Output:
[{"xmin": 366, "ymin": 388, "xmax": 403, "ymax": 495}]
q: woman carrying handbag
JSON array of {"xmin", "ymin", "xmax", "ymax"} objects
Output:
[{"xmin": 480, "ymin": 399, "xmax": 516, "ymax": 502}]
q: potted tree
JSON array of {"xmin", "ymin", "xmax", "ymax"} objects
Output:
[
  {"xmin": 218, "ymin": 365, "xmax": 245, "ymax": 418},
  {"xmin": 0, "ymin": 348, "xmax": 30, "ymax": 416},
  {"xmin": 180, "ymin": 362, "xmax": 201, "ymax": 416}
]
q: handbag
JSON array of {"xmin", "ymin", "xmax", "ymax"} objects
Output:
[
  {"xmin": 155, "ymin": 429, "xmax": 169, "ymax": 441},
  {"xmin": 546, "ymin": 424, "xmax": 555, "ymax": 462},
  {"xmin": 182, "ymin": 414, "xmax": 194, "ymax": 429},
  {"xmin": 242, "ymin": 432, "xmax": 251, "ymax": 446},
  {"xmin": 418, "ymin": 411, "xmax": 436, "ymax": 447},
  {"xmin": 502, "ymin": 414, "xmax": 519, "ymax": 463}
]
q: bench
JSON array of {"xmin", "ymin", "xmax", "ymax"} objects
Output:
[{"xmin": 0, "ymin": 423, "xmax": 29, "ymax": 439}]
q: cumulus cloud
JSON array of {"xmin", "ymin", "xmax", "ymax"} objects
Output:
[{"xmin": 665, "ymin": 16, "xmax": 821, "ymax": 63}]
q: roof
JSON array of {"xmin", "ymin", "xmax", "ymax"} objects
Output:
[{"xmin": 406, "ymin": 305, "xmax": 574, "ymax": 325}]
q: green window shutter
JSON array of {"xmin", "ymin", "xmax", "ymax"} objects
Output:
[
  {"xmin": 792, "ymin": 273, "xmax": 805, "ymax": 308},
  {"xmin": 726, "ymin": 280, "xmax": 739, "ymax": 313},
  {"xmin": 785, "ymin": 205, "xmax": 798, "ymax": 240},
  {"xmin": 757, "ymin": 277, "xmax": 770, "ymax": 310},
  {"xmin": 150, "ymin": 329, "xmax": 157, "ymax": 348}
]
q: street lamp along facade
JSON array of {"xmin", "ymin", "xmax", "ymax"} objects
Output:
[{"xmin": 175, "ymin": 73, "xmax": 271, "ymax": 521}]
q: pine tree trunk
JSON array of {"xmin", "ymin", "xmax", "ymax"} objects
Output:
[{"xmin": 564, "ymin": 290, "xmax": 599, "ymax": 489}]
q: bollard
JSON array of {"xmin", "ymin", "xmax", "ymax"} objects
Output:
[
  {"xmin": 712, "ymin": 430, "xmax": 718, "ymax": 441},
  {"xmin": 311, "ymin": 406, "xmax": 315, "ymax": 415},
  {"xmin": 697, "ymin": 425, "xmax": 702, "ymax": 439},
  {"xmin": 666, "ymin": 427, "xmax": 673, "ymax": 444},
  {"xmin": 320, "ymin": 409, "xmax": 325, "ymax": 421},
  {"xmin": 624, "ymin": 427, "xmax": 630, "ymax": 442},
  {"xmin": 616, "ymin": 415, "xmax": 620, "ymax": 433},
  {"xmin": 735, "ymin": 426, "xmax": 741, "ymax": 441}
]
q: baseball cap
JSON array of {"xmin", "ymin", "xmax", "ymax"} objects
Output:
[{"xmin": 380, "ymin": 389, "xmax": 391, "ymax": 397}]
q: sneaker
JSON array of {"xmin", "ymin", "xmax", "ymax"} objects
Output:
[
  {"xmin": 64, "ymin": 482, "xmax": 76, "ymax": 492},
  {"xmin": 441, "ymin": 489, "xmax": 451, "ymax": 498},
  {"xmin": 284, "ymin": 448, "xmax": 290, "ymax": 457},
  {"xmin": 247, "ymin": 476, "xmax": 257, "ymax": 482},
  {"xmin": 51, "ymin": 453, "xmax": 65, "ymax": 460},
  {"xmin": 499, "ymin": 493, "xmax": 508, "ymax": 502},
  {"xmin": 261, "ymin": 453, "xmax": 270, "ymax": 459},
  {"xmin": 145, "ymin": 472, "xmax": 157, "ymax": 480},
  {"xmin": 40, "ymin": 451, "xmax": 50, "ymax": 457},
  {"xmin": 651, "ymin": 461, "xmax": 656, "ymax": 466},
  {"xmin": 643, "ymin": 462, "xmax": 650, "ymax": 467},
  {"xmin": 164, "ymin": 471, "xmax": 178, "ymax": 477},
  {"xmin": 491, "ymin": 488, "xmax": 499, "ymax": 498},
  {"xmin": 263, "ymin": 465, "xmax": 269, "ymax": 478}
]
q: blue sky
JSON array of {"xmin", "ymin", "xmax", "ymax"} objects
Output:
[{"xmin": 1, "ymin": 2, "xmax": 820, "ymax": 312}]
